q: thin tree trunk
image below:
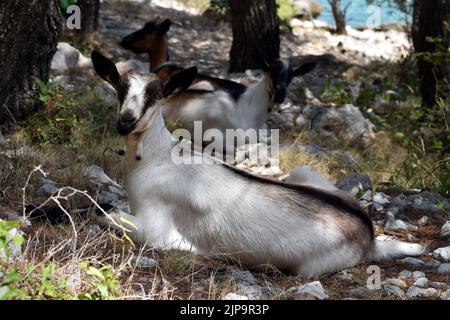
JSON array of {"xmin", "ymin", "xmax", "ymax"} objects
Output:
[
  {"xmin": 229, "ymin": 0, "xmax": 280, "ymax": 72},
  {"xmin": 76, "ymin": 0, "xmax": 100, "ymax": 35},
  {"xmin": 411, "ymin": 0, "xmax": 450, "ymax": 107},
  {"xmin": 329, "ymin": 0, "xmax": 347, "ymax": 35},
  {"xmin": 0, "ymin": 0, "xmax": 63, "ymax": 125}
]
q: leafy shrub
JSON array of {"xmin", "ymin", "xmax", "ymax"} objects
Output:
[{"xmin": 24, "ymin": 79, "xmax": 116, "ymax": 149}]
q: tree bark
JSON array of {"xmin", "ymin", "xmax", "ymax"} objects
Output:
[
  {"xmin": 411, "ymin": 0, "xmax": 450, "ymax": 107},
  {"xmin": 75, "ymin": 0, "xmax": 100, "ymax": 35},
  {"xmin": 329, "ymin": 0, "xmax": 347, "ymax": 35},
  {"xmin": 229, "ymin": 0, "xmax": 280, "ymax": 72},
  {"xmin": 0, "ymin": 0, "xmax": 63, "ymax": 125}
]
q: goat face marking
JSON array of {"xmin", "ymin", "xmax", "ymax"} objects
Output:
[
  {"xmin": 91, "ymin": 50, "xmax": 197, "ymax": 136},
  {"xmin": 117, "ymin": 74, "xmax": 162, "ymax": 135}
]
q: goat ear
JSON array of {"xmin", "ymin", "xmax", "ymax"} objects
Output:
[
  {"xmin": 157, "ymin": 19, "xmax": 171, "ymax": 36},
  {"xmin": 91, "ymin": 51, "xmax": 121, "ymax": 88},
  {"xmin": 163, "ymin": 67, "xmax": 197, "ymax": 97},
  {"xmin": 293, "ymin": 62, "xmax": 316, "ymax": 77}
]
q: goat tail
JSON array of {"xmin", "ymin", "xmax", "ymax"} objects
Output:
[{"xmin": 366, "ymin": 238, "xmax": 427, "ymax": 262}]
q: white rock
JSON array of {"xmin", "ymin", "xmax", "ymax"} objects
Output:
[
  {"xmin": 335, "ymin": 174, "xmax": 372, "ymax": 195},
  {"xmin": 406, "ymin": 286, "xmax": 438, "ymax": 298},
  {"xmin": 413, "ymin": 278, "xmax": 428, "ymax": 288},
  {"xmin": 132, "ymin": 256, "xmax": 159, "ymax": 269},
  {"xmin": 235, "ymin": 284, "xmax": 269, "ymax": 300},
  {"xmin": 115, "ymin": 59, "xmax": 148, "ymax": 75},
  {"xmin": 412, "ymin": 271, "xmax": 426, "ymax": 280},
  {"xmin": 77, "ymin": 54, "xmax": 92, "ymax": 69},
  {"xmin": 230, "ymin": 270, "xmax": 257, "ymax": 285},
  {"xmin": 338, "ymin": 269, "xmax": 353, "ymax": 280},
  {"xmin": 418, "ymin": 216, "xmax": 429, "ymax": 226},
  {"xmin": 401, "ymin": 257, "xmax": 424, "ymax": 267},
  {"xmin": 373, "ymin": 192, "xmax": 390, "ymax": 205},
  {"xmin": 433, "ymin": 246, "xmax": 450, "ymax": 261},
  {"xmin": 108, "ymin": 186, "xmax": 128, "ymax": 198},
  {"xmin": 441, "ymin": 221, "xmax": 450, "ymax": 237},
  {"xmin": 222, "ymin": 293, "xmax": 249, "ymax": 300},
  {"xmin": 440, "ymin": 289, "xmax": 450, "ymax": 300},
  {"xmin": 295, "ymin": 104, "xmax": 375, "ymax": 149},
  {"xmin": 385, "ymin": 211, "xmax": 418, "ymax": 231},
  {"xmin": 438, "ymin": 263, "xmax": 450, "ymax": 274},
  {"xmin": 398, "ymin": 270, "xmax": 412, "ymax": 279},
  {"xmin": 51, "ymin": 42, "xmax": 83, "ymax": 72},
  {"xmin": 382, "ymin": 278, "xmax": 407, "ymax": 289},
  {"xmin": 112, "ymin": 201, "xmax": 131, "ymax": 215},
  {"xmin": 37, "ymin": 183, "xmax": 59, "ymax": 196},
  {"xmin": 255, "ymin": 165, "xmax": 283, "ymax": 176},
  {"xmin": 98, "ymin": 191, "xmax": 119, "ymax": 204},
  {"xmin": 382, "ymin": 284, "xmax": 405, "ymax": 298},
  {"xmin": 424, "ymin": 259, "xmax": 441, "ymax": 269},
  {"xmin": 83, "ymin": 165, "xmax": 117, "ymax": 186},
  {"xmin": 430, "ymin": 282, "xmax": 447, "ymax": 290},
  {"xmin": 288, "ymin": 281, "xmax": 329, "ymax": 300}
]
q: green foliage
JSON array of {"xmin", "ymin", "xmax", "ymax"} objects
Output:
[
  {"xmin": 78, "ymin": 262, "xmax": 121, "ymax": 300},
  {"xmin": 380, "ymin": 96, "xmax": 450, "ymax": 195},
  {"xmin": 0, "ymin": 219, "xmax": 122, "ymax": 300},
  {"xmin": 439, "ymin": 173, "xmax": 450, "ymax": 198},
  {"xmin": 24, "ymin": 79, "xmax": 116, "ymax": 149},
  {"xmin": 208, "ymin": 0, "xmax": 230, "ymax": 17},
  {"xmin": 278, "ymin": 0, "xmax": 302, "ymax": 27},
  {"xmin": 295, "ymin": 85, "xmax": 307, "ymax": 101},
  {"xmin": 0, "ymin": 220, "xmax": 23, "ymax": 260},
  {"xmin": 320, "ymin": 81, "xmax": 352, "ymax": 105},
  {"xmin": 0, "ymin": 220, "xmax": 24, "ymax": 300},
  {"xmin": 59, "ymin": 0, "xmax": 77, "ymax": 11}
]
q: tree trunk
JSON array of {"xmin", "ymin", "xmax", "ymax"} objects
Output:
[
  {"xmin": 411, "ymin": 0, "xmax": 450, "ymax": 107},
  {"xmin": 329, "ymin": 0, "xmax": 347, "ymax": 35},
  {"xmin": 76, "ymin": 0, "xmax": 100, "ymax": 35},
  {"xmin": 0, "ymin": 0, "xmax": 63, "ymax": 125},
  {"xmin": 229, "ymin": 0, "xmax": 280, "ymax": 72}
]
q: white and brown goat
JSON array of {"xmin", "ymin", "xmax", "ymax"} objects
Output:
[
  {"xmin": 121, "ymin": 19, "xmax": 315, "ymax": 143},
  {"xmin": 91, "ymin": 50, "xmax": 426, "ymax": 277}
]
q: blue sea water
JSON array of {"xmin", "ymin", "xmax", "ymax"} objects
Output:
[{"xmin": 316, "ymin": 0, "xmax": 412, "ymax": 28}]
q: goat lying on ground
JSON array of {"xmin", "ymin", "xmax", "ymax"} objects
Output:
[
  {"xmin": 121, "ymin": 19, "xmax": 315, "ymax": 118},
  {"xmin": 87, "ymin": 50, "xmax": 426, "ymax": 277}
]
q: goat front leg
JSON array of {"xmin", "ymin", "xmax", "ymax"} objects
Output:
[{"xmin": 94, "ymin": 206, "xmax": 197, "ymax": 252}]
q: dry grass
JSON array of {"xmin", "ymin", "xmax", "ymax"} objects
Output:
[{"xmin": 278, "ymin": 131, "xmax": 358, "ymax": 183}]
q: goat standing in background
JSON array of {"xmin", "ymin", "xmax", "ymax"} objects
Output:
[{"xmin": 90, "ymin": 50, "xmax": 426, "ymax": 277}]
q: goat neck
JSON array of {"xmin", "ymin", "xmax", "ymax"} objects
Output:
[{"xmin": 125, "ymin": 102, "xmax": 173, "ymax": 170}]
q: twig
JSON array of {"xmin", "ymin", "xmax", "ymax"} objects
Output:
[{"xmin": 22, "ymin": 165, "xmax": 46, "ymax": 218}]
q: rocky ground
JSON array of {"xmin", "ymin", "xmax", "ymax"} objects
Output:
[{"xmin": 0, "ymin": 0, "xmax": 449, "ymax": 300}]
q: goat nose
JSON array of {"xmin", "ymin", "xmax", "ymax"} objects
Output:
[{"xmin": 120, "ymin": 112, "xmax": 135, "ymax": 124}]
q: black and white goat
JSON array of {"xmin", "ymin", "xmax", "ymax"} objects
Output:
[{"xmin": 90, "ymin": 50, "xmax": 426, "ymax": 277}]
